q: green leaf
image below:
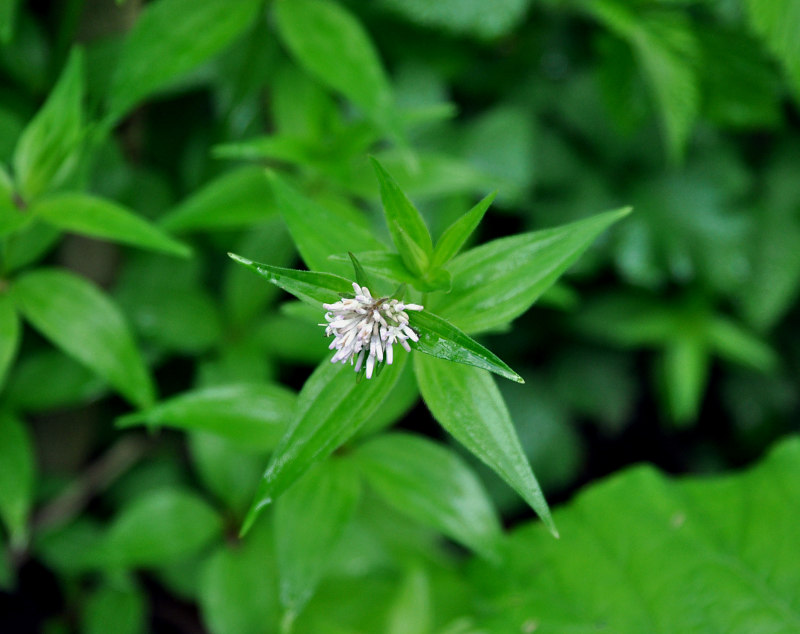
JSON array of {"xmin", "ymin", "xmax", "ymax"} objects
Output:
[
  {"xmin": 414, "ymin": 355, "xmax": 556, "ymax": 537},
  {"xmin": 0, "ymin": 295, "xmax": 20, "ymax": 389},
  {"xmin": 386, "ymin": 566, "xmax": 432, "ymax": 634},
  {"xmin": 658, "ymin": 336, "xmax": 709, "ymax": 426},
  {"xmin": 95, "ymin": 489, "xmax": 222, "ymax": 569},
  {"xmin": 471, "ymin": 436, "xmax": 800, "ymax": 633},
  {"xmin": 380, "ymin": 0, "xmax": 529, "ymax": 39},
  {"xmin": 275, "ymin": 460, "xmax": 360, "ymax": 619},
  {"xmin": 434, "ymin": 207, "xmax": 631, "ymax": 334},
  {"xmin": 585, "ymin": 1, "xmax": 699, "ymax": 161},
  {"xmin": 10, "ymin": 269, "xmax": 154, "ymax": 408},
  {"xmin": 328, "ymin": 251, "xmax": 451, "ymax": 292},
  {"xmin": 267, "ymin": 171, "xmax": 385, "ymax": 276},
  {"xmin": 431, "ymin": 191, "xmax": 495, "ymax": 269},
  {"xmin": 348, "ymin": 252, "xmax": 373, "ymax": 289},
  {"xmin": 354, "ymin": 433, "xmax": 502, "ymax": 559},
  {"xmin": 371, "ymin": 157, "xmax": 433, "ymax": 274},
  {"xmin": 13, "ymin": 48, "xmax": 83, "ymax": 199},
  {"xmin": 228, "ymin": 253, "xmax": 354, "ymax": 307},
  {"xmin": 408, "ymin": 310, "xmax": 523, "ymax": 383},
  {"xmin": 32, "ymin": 192, "xmax": 190, "ymax": 257},
  {"xmin": 241, "ymin": 350, "xmax": 408, "ymax": 535},
  {"xmin": 107, "ymin": 0, "xmax": 261, "ymax": 122},
  {"xmin": 82, "ymin": 578, "xmax": 146, "ymax": 634},
  {"xmin": 0, "ymin": 166, "xmax": 29, "ymax": 238},
  {"xmin": 0, "ymin": 412, "xmax": 35, "ymax": 545},
  {"xmin": 159, "ymin": 167, "xmax": 276, "ymax": 232},
  {"xmin": 117, "ymin": 384, "xmax": 296, "ymax": 450},
  {"xmin": 189, "ymin": 433, "xmax": 267, "ymax": 517},
  {"xmin": 746, "ymin": 0, "xmax": 800, "ymax": 99},
  {"xmin": 707, "ymin": 316, "xmax": 778, "ymax": 373},
  {"xmin": 275, "ymin": 0, "xmax": 394, "ymax": 127},
  {"xmin": 199, "ymin": 520, "xmax": 280, "ymax": 634}
]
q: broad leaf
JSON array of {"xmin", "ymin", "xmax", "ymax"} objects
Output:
[
  {"xmin": 274, "ymin": 0, "xmax": 394, "ymax": 128},
  {"xmin": 386, "ymin": 567, "xmax": 431, "ymax": 634},
  {"xmin": 471, "ymin": 436, "xmax": 800, "ymax": 633},
  {"xmin": 267, "ymin": 171, "xmax": 385, "ymax": 276},
  {"xmin": 107, "ymin": 0, "xmax": 261, "ymax": 121},
  {"xmin": 11, "ymin": 269, "xmax": 154, "ymax": 408},
  {"xmin": 354, "ymin": 433, "xmax": 502, "ymax": 559},
  {"xmin": 33, "ymin": 192, "xmax": 190, "ymax": 257},
  {"xmin": 0, "ymin": 412, "xmax": 35, "ymax": 545},
  {"xmin": 275, "ymin": 460, "xmax": 360, "ymax": 619},
  {"xmin": 431, "ymin": 191, "xmax": 496, "ymax": 269},
  {"xmin": 160, "ymin": 167, "xmax": 276, "ymax": 232},
  {"xmin": 0, "ymin": 295, "xmax": 20, "ymax": 389},
  {"xmin": 117, "ymin": 384, "xmax": 296, "ymax": 450},
  {"xmin": 228, "ymin": 253, "xmax": 354, "ymax": 306},
  {"xmin": 241, "ymin": 350, "xmax": 407, "ymax": 535},
  {"xmin": 414, "ymin": 355, "xmax": 556, "ymax": 536},
  {"xmin": 408, "ymin": 310, "xmax": 523, "ymax": 383},
  {"xmin": 13, "ymin": 48, "xmax": 83, "ymax": 198},
  {"xmin": 95, "ymin": 489, "xmax": 222, "ymax": 569},
  {"xmin": 380, "ymin": 0, "xmax": 529, "ymax": 39},
  {"xmin": 199, "ymin": 519, "xmax": 280, "ymax": 634},
  {"xmin": 434, "ymin": 207, "xmax": 631, "ymax": 334},
  {"xmin": 371, "ymin": 157, "xmax": 433, "ymax": 274}
]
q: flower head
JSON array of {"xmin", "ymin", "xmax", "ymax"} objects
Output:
[{"xmin": 321, "ymin": 283, "xmax": 423, "ymax": 379}]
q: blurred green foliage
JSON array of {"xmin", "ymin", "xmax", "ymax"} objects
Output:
[{"xmin": 1, "ymin": 0, "xmax": 800, "ymax": 632}]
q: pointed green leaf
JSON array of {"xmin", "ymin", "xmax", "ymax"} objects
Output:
[
  {"xmin": 33, "ymin": 192, "xmax": 190, "ymax": 257},
  {"xmin": 95, "ymin": 489, "xmax": 222, "ymax": 569},
  {"xmin": 160, "ymin": 167, "xmax": 276, "ymax": 232},
  {"xmin": 10, "ymin": 269, "xmax": 154, "ymax": 408},
  {"xmin": 746, "ymin": 0, "xmax": 800, "ymax": 100},
  {"xmin": 228, "ymin": 253, "xmax": 354, "ymax": 307},
  {"xmin": 659, "ymin": 337, "xmax": 709, "ymax": 426},
  {"xmin": 408, "ymin": 310, "xmax": 522, "ymax": 383},
  {"xmin": 276, "ymin": 460, "xmax": 360, "ymax": 619},
  {"xmin": 434, "ymin": 207, "xmax": 631, "ymax": 334},
  {"xmin": 107, "ymin": 0, "xmax": 261, "ymax": 122},
  {"xmin": 431, "ymin": 191, "xmax": 496, "ymax": 269},
  {"xmin": 0, "ymin": 295, "xmax": 20, "ymax": 389},
  {"xmin": 13, "ymin": 48, "xmax": 83, "ymax": 198},
  {"xmin": 328, "ymin": 251, "xmax": 451, "ymax": 292},
  {"xmin": 82, "ymin": 578, "xmax": 146, "ymax": 634},
  {"xmin": 117, "ymin": 384, "xmax": 296, "ymax": 450},
  {"xmin": 241, "ymin": 350, "xmax": 408, "ymax": 535},
  {"xmin": 354, "ymin": 433, "xmax": 502, "ymax": 559},
  {"xmin": 0, "ymin": 0, "xmax": 19, "ymax": 44},
  {"xmin": 371, "ymin": 158, "xmax": 433, "ymax": 271},
  {"xmin": 471, "ymin": 436, "xmax": 800, "ymax": 633},
  {"xmin": 414, "ymin": 355, "xmax": 556, "ymax": 537},
  {"xmin": 707, "ymin": 316, "xmax": 778, "ymax": 373},
  {"xmin": 0, "ymin": 412, "xmax": 35, "ymax": 545},
  {"xmin": 348, "ymin": 252, "xmax": 373, "ymax": 289},
  {"xmin": 275, "ymin": 0, "xmax": 394, "ymax": 126},
  {"xmin": 267, "ymin": 171, "xmax": 385, "ymax": 276}
]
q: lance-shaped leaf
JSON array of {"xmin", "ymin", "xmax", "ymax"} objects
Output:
[
  {"xmin": 228, "ymin": 253, "xmax": 354, "ymax": 307},
  {"xmin": 116, "ymin": 384, "xmax": 296, "ymax": 450},
  {"xmin": 434, "ymin": 207, "xmax": 631, "ymax": 334},
  {"xmin": 10, "ymin": 269, "xmax": 154, "ymax": 408},
  {"xmin": 276, "ymin": 460, "xmax": 360, "ymax": 621},
  {"xmin": 268, "ymin": 171, "xmax": 385, "ymax": 276},
  {"xmin": 354, "ymin": 433, "xmax": 502, "ymax": 559},
  {"xmin": 13, "ymin": 48, "xmax": 83, "ymax": 199},
  {"xmin": 33, "ymin": 193, "xmax": 190, "ymax": 257},
  {"xmin": 0, "ymin": 295, "xmax": 20, "ymax": 389},
  {"xmin": 328, "ymin": 251, "xmax": 451, "ymax": 292},
  {"xmin": 371, "ymin": 158, "xmax": 433, "ymax": 275},
  {"xmin": 241, "ymin": 350, "xmax": 407, "ymax": 536},
  {"xmin": 408, "ymin": 310, "xmax": 523, "ymax": 383},
  {"xmin": 0, "ymin": 412, "xmax": 35, "ymax": 546},
  {"xmin": 160, "ymin": 167, "xmax": 277, "ymax": 232},
  {"xmin": 414, "ymin": 355, "xmax": 556, "ymax": 537},
  {"xmin": 431, "ymin": 191, "xmax": 496, "ymax": 269}
]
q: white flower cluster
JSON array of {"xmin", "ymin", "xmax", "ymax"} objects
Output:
[{"xmin": 322, "ymin": 283, "xmax": 423, "ymax": 379}]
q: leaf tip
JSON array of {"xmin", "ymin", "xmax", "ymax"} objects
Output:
[
  {"xmin": 227, "ymin": 252, "xmax": 251, "ymax": 266},
  {"xmin": 239, "ymin": 496, "xmax": 273, "ymax": 537}
]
